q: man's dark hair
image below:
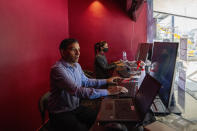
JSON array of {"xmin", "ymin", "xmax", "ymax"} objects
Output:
[{"xmin": 59, "ymin": 38, "xmax": 78, "ymax": 50}]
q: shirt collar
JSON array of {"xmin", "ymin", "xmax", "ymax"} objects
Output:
[{"xmin": 60, "ymin": 59, "xmax": 77, "ymax": 68}]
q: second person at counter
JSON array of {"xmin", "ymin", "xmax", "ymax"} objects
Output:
[{"xmin": 94, "ymin": 41, "xmax": 123, "ymax": 79}]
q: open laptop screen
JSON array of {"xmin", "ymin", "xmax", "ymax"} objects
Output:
[
  {"xmin": 135, "ymin": 74, "xmax": 161, "ymax": 117},
  {"xmin": 150, "ymin": 42, "xmax": 178, "ymax": 108}
]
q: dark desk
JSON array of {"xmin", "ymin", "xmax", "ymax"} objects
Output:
[
  {"xmin": 80, "ymin": 82, "xmax": 137, "ymax": 116},
  {"xmin": 87, "ymin": 66, "xmax": 149, "ymax": 131},
  {"xmin": 89, "ymin": 80, "xmax": 155, "ymax": 131},
  {"xmin": 90, "ymin": 110, "xmax": 156, "ymax": 131}
]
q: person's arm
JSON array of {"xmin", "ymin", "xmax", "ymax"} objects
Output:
[
  {"xmin": 77, "ymin": 64, "xmax": 107, "ymax": 88},
  {"xmin": 96, "ymin": 55, "xmax": 116, "ymax": 71},
  {"xmin": 51, "ymin": 66, "xmax": 108, "ymax": 99},
  {"xmin": 51, "ymin": 65, "xmax": 128, "ymax": 99},
  {"xmin": 79, "ymin": 64, "xmax": 122, "ymax": 88},
  {"xmin": 81, "ymin": 72, "xmax": 107, "ymax": 88}
]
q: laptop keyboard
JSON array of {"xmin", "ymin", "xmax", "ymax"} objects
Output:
[
  {"xmin": 118, "ymin": 87, "xmax": 132, "ymax": 97},
  {"xmin": 115, "ymin": 100, "xmax": 135, "ymax": 119},
  {"xmin": 151, "ymin": 98, "xmax": 167, "ymax": 113},
  {"xmin": 118, "ymin": 82, "xmax": 137, "ymax": 98},
  {"xmin": 117, "ymin": 68, "xmax": 131, "ymax": 78}
]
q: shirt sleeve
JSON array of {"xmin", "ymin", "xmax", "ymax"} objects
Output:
[
  {"xmin": 77, "ymin": 63, "xmax": 107, "ymax": 88},
  {"xmin": 96, "ymin": 55, "xmax": 116, "ymax": 71},
  {"xmin": 50, "ymin": 66, "xmax": 108, "ymax": 99}
]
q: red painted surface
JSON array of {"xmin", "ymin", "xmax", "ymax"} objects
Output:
[
  {"xmin": 0, "ymin": 0, "xmax": 147, "ymax": 130},
  {"xmin": 68, "ymin": 0, "xmax": 147, "ymax": 70},
  {"xmin": 0, "ymin": 0, "xmax": 69, "ymax": 130}
]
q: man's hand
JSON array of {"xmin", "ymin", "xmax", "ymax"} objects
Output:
[
  {"xmin": 116, "ymin": 62, "xmax": 124, "ymax": 67},
  {"xmin": 113, "ymin": 61, "xmax": 125, "ymax": 67},
  {"xmin": 106, "ymin": 77, "xmax": 123, "ymax": 85},
  {"xmin": 113, "ymin": 60, "xmax": 121, "ymax": 64},
  {"xmin": 107, "ymin": 86, "xmax": 128, "ymax": 95}
]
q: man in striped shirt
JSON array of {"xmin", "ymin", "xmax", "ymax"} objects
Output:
[{"xmin": 48, "ymin": 38, "xmax": 127, "ymax": 131}]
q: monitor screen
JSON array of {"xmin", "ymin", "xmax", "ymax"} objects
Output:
[
  {"xmin": 136, "ymin": 43, "xmax": 153, "ymax": 62},
  {"xmin": 147, "ymin": 43, "xmax": 153, "ymax": 61},
  {"xmin": 150, "ymin": 42, "xmax": 178, "ymax": 108}
]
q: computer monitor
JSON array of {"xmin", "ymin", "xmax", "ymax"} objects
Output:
[
  {"xmin": 147, "ymin": 43, "xmax": 153, "ymax": 62},
  {"xmin": 150, "ymin": 42, "xmax": 179, "ymax": 108},
  {"xmin": 136, "ymin": 43, "xmax": 153, "ymax": 62}
]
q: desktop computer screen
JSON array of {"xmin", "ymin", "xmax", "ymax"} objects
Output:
[
  {"xmin": 136, "ymin": 43, "xmax": 153, "ymax": 62},
  {"xmin": 150, "ymin": 42, "xmax": 179, "ymax": 108}
]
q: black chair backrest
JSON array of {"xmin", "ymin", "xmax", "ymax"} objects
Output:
[{"xmin": 38, "ymin": 91, "xmax": 51, "ymax": 124}]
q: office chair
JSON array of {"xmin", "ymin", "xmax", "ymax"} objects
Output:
[
  {"xmin": 83, "ymin": 70, "xmax": 95, "ymax": 78},
  {"xmin": 38, "ymin": 91, "xmax": 51, "ymax": 131}
]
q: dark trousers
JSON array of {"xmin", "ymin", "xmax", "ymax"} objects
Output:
[{"xmin": 49, "ymin": 106, "xmax": 97, "ymax": 131}]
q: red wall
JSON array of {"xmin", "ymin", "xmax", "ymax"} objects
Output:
[
  {"xmin": 0, "ymin": 0, "xmax": 147, "ymax": 130},
  {"xmin": 68, "ymin": 0, "xmax": 147, "ymax": 70},
  {"xmin": 0, "ymin": 0, "xmax": 69, "ymax": 130}
]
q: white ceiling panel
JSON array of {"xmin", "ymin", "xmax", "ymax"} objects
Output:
[{"xmin": 154, "ymin": 0, "xmax": 197, "ymax": 19}]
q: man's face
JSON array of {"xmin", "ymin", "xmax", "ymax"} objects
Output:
[{"xmin": 61, "ymin": 42, "xmax": 80, "ymax": 64}]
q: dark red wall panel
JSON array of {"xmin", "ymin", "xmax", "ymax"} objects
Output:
[
  {"xmin": 68, "ymin": 0, "xmax": 147, "ymax": 70},
  {"xmin": 0, "ymin": 0, "xmax": 69, "ymax": 130}
]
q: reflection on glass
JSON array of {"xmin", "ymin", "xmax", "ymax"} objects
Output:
[{"xmin": 150, "ymin": 42, "xmax": 178, "ymax": 108}]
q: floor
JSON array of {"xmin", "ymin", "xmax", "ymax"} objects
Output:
[{"xmin": 174, "ymin": 88, "xmax": 197, "ymax": 122}]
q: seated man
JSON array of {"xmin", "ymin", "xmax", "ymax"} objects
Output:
[{"xmin": 48, "ymin": 38, "xmax": 128, "ymax": 131}]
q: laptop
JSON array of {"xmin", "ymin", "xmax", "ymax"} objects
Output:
[
  {"xmin": 116, "ymin": 65, "xmax": 142, "ymax": 79},
  {"xmin": 97, "ymin": 74, "xmax": 161, "ymax": 123},
  {"xmin": 116, "ymin": 66, "xmax": 131, "ymax": 78},
  {"xmin": 151, "ymin": 95, "xmax": 181, "ymax": 115},
  {"xmin": 109, "ymin": 80, "xmax": 138, "ymax": 98},
  {"xmin": 118, "ymin": 80, "xmax": 138, "ymax": 98},
  {"xmin": 151, "ymin": 96, "xmax": 170, "ymax": 115}
]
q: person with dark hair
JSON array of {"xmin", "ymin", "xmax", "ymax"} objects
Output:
[
  {"xmin": 48, "ymin": 38, "xmax": 128, "ymax": 131},
  {"xmin": 94, "ymin": 41, "xmax": 123, "ymax": 79}
]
